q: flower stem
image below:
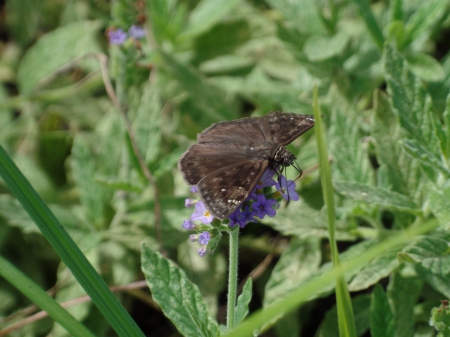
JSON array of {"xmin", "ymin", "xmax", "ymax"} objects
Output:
[{"xmin": 227, "ymin": 226, "xmax": 239, "ymax": 329}]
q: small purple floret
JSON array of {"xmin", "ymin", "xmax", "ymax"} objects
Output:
[
  {"xmin": 198, "ymin": 231, "xmax": 211, "ymax": 245},
  {"xmin": 191, "ymin": 201, "xmax": 213, "ymax": 224},
  {"xmin": 182, "ymin": 219, "xmax": 195, "ymax": 230},
  {"xmin": 190, "ymin": 186, "xmax": 198, "ymax": 193},
  {"xmin": 185, "ymin": 198, "xmax": 196, "ymax": 207},
  {"xmin": 198, "ymin": 246, "xmax": 207, "ymax": 257},
  {"xmin": 252, "ymin": 194, "xmax": 276, "ymax": 218},
  {"xmin": 108, "ymin": 29, "xmax": 127, "ymax": 45},
  {"xmin": 129, "ymin": 25, "xmax": 146, "ymax": 39},
  {"xmin": 276, "ymin": 176, "xmax": 299, "ymax": 201}
]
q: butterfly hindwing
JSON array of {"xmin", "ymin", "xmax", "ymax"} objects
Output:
[{"xmin": 197, "ymin": 160, "xmax": 269, "ymax": 219}]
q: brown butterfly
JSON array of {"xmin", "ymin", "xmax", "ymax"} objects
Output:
[{"xmin": 178, "ymin": 111, "xmax": 315, "ymax": 219}]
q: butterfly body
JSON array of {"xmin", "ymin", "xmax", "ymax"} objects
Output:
[{"xmin": 178, "ymin": 111, "xmax": 315, "ymax": 219}]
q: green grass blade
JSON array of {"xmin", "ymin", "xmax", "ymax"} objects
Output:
[
  {"xmin": 0, "ymin": 146, "xmax": 144, "ymax": 337},
  {"xmin": 313, "ymin": 86, "xmax": 356, "ymax": 337},
  {"xmin": 0, "ymin": 255, "xmax": 96, "ymax": 337}
]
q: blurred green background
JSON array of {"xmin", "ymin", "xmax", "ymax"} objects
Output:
[{"xmin": 1, "ymin": 0, "xmax": 450, "ymax": 336}]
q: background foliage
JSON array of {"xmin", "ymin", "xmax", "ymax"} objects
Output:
[{"xmin": 1, "ymin": 0, "xmax": 450, "ymax": 336}]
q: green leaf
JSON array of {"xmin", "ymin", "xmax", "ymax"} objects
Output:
[
  {"xmin": 141, "ymin": 245, "xmax": 220, "ymax": 337},
  {"xmin": 266, "ymin": 0, "xmax": 325, "ymax": 34},
  {"xmin": 372, "ymin": 89, "xmax": 420, "ymax": 195},
  {"xmin": 334, "ymin": 181, "xmax": 418, "ymax": 212},
  {"xmin": 349, "ymin": 250, "xmax": 400, "ymax": 292},
  {"xmin": 235, "ymin": 278, "xmax": 252, "ymax": 326},
  {"xmin": 429, "ymin": 186, "xmax": 450, "ymax": 229},
  {"xmin": 383, "ymin": 44, "xmax": 441, "ymax": 158},
  {"xmin": 316, "ymin": 294, "xmax": 371, "ymax": 337},
  {"xmin": 264, "ymin": 237, "xmax": 321, "ymax": 307},
  {"xmin": 406, "ymin": 53, "xmax": 445, "ymax": 82},
  {"xmin": 399, "ymin": 139, "xmax": 450, "ymax": 178},
  {"xmin": 370, "ymin": 284, "xmax": 394, "ymax": 337},
  {"xmin": 0, "ymin": 146, "xmax": 145, "ymax": 337},
  {"xmin": 17, "ymin": 20, "xmax": 101, "ymax": 95},
  {"xmin": 181, "ymin": 0, "xmax": 243, "ymax": 39},
  {"xmin": 387, "ymin": 270, "xmax": 423, "ymax": 337},
  {"xmin": 145, "ymin": 0, "xmax": 187, "ymax": 44},
  {"xmin": 404, "ymin": 0, "xmax": 449, "ymax": 46},
  {"xmin": 93, "ymin": 177, "xmax": 143, "ymax": 193},
  {"xmin": 132, "ymin": 81, "xmax": 162, "ymax": 166},
  {"xmin": 351, "ymin": 0, "xmax": 384, "ymax": 50},
  {"xmin": 304, "ymin": 32, "xmax": 350, "ymax": 62},
  {"xmin": 401, "ymin": 234, "xmax": 450, "ymax": 298},
  {"xmin": 327, "ymin": 88, "xmax": 372, "ymax": 184},
  {"xmin": 274, "ymin": 311, "xmax": 301, "ymax": 337}
]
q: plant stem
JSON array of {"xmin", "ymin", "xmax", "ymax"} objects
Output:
[{"xmin": 227, "ymin": 227, "xmax": 239, "ymax": 329}]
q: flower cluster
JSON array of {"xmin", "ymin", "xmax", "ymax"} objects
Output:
[
  {"xmin": 182, "ymin": 169, "xmax": 299, "ymax": 256},
  {"xmin": 107, "ymin": 25, "xmax": 146, "ymax": 45}
]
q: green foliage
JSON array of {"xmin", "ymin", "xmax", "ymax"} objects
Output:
[{"xmin": 2, "ymin": 0, "xmax": 450, "ymax": 336}]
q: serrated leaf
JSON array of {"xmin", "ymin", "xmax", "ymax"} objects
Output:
[
  {"xmin": 141, "ymin": 245, "xmax": 220, "ymax": 337},
  {"xmin": 349, "ymin": 250, "xmax": 400, "ymax": 291},
  {"xmin": 304, "ymin": 32, "xmax": 350, "ymax": 62},
  {"xmin": 235, "ymin": 278, "xmax": 252, "ymax": 326},
  {"xmin": 264, "ymin": 237, "xmax": 321, "ymax": 307},
  {"xmin": 334, "ymin": 180, "xmax": 418, "ymax": 212},
  {"xmin": 316, "ymin": 294, "xmax": 371, "ymax": 337},
  {"xmin": 400, "ymin": 138, "xmax": 450, "ymax": 178},
  {"xmin": 406, "ymin": 53, "xmax": 445, "ymax": 82},
  {"xmin": 429, "ymin": 186, "xmax": 450, "ymax": 229},
  {"xmin": 132, "ymin": 81, "xmax": 162, "ymax": 166},
  {"xmin": 327, "ymin": 88, "xmax": 372, "ymax": 184},
  {"xmin": 370, "ymin": 284, "xmax": 394, "ymax": 337},
  {"xmin": 263, "ymin": 200, "xmax": 354, "ymax": 241},
  {"xmin": 372, "ymin": 89, "xmax": 420, "ymax": 195},
  {"xmin": 384, "ymin": 44, "xmax": 441, "ymax": 159},
  {"xmin": 17, "ymin": 20, "xmax": 101, "ymax": 95},
  {"xmin": 181, "ymin": 0, "xmax": 242, "ymax": 39},
  {"xmin": 387, "ymin": 270, "xmax": 423, "ymax": 337}
]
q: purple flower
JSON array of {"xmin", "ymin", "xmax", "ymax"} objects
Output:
[
  {"xmin": 229, "ymin": 208, "xmax": 245, "ymax": 228},
  {"xmin": 129, "ymin": 25, "xmax": 146, "ymax": 39},
  {"xmin": 190, "ymin": 186, "xmax": 198, "ymax": 193},
  {"xmin": 190, "ymin": 201, "xmax": 214, "ymax": 224},
  {"xmin": 275, "ymin": 176, "xmax": 299, "ymax": 201},
  {"xmin": 189, "ymin": 234, "xmax": 198, "ymax": 242},
  {"xmin": 198, "ymin": 246, "xmax": 207, "ymax": 257},
  {"xmin": 252, "ymin": 194, "xmax": 276, "ymax": 218},
  {"xmin": 182, "ymin": 220, "xmax": 195, "ymax": 230},
  {"xmin": 108, "ymin": 29, "xmax": 127, "ymax": 45},
  {"xmin": 198, "ymin": 231, "xmax": 211, "ymax": 245},
  {"xmin": 185, "ymin": 198, "xmax": 196, "ymax": 207},
  {"xmin": 256, "ymin": 169, "xmax": 276, "ymax": 189}
]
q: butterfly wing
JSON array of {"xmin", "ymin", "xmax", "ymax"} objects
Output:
[
  {"xmin": 261, "ymin": 111, "xmax": 315, "ymax": 146},
  {"xmin": 197, "ymin": 116, "xmax": 266, "ymax": 144},
  {"xmin": 197, "ymin": 159, "xmax": 269, "ymax": 219}
]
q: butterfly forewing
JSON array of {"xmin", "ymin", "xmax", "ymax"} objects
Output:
[
  {"xmin": 262, "ymin": 111, "xmax": 315, "ymax": 145},
  {"xmin": 197, "ymin": 160, "xmax": 268, "ymax": 219},
  {"xmin": 198, "ymin": 116, "xmax": 267, "ymax": 144}
]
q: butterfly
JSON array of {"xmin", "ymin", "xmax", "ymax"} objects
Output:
[{"xmin": 178, "ymin": 111, "xmax": 315, "ymax": 219}]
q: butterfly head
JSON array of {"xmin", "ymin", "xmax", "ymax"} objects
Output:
[{"xmin": 272, "ymin": 146, "xmax": 296, "ymax": 167}]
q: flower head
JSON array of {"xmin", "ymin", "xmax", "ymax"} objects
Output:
[
  {"xmin": 190, "ymin": 186, "xmax": 198, "ymax": 193},
  {"xmin": 129, "ymin": 25, "xmax": 146, "ymax": 39},
  {"xmin": 198, "ymin": 246, "xmax": 207, "ymax": 257},
  {"xmin": 275, "ymin": 176, "xmax": 299, "ymax": 201},
  {"xmin": 108, "ymin": 29, "xmax": 127, "ymax": 45},
  {"xmin": 252, "ymin": 194, "xmax": 277, "ymax": 218},
  {"xmin": 190, "ymin": 201, "xmax": 214, "ymax": 224}
]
